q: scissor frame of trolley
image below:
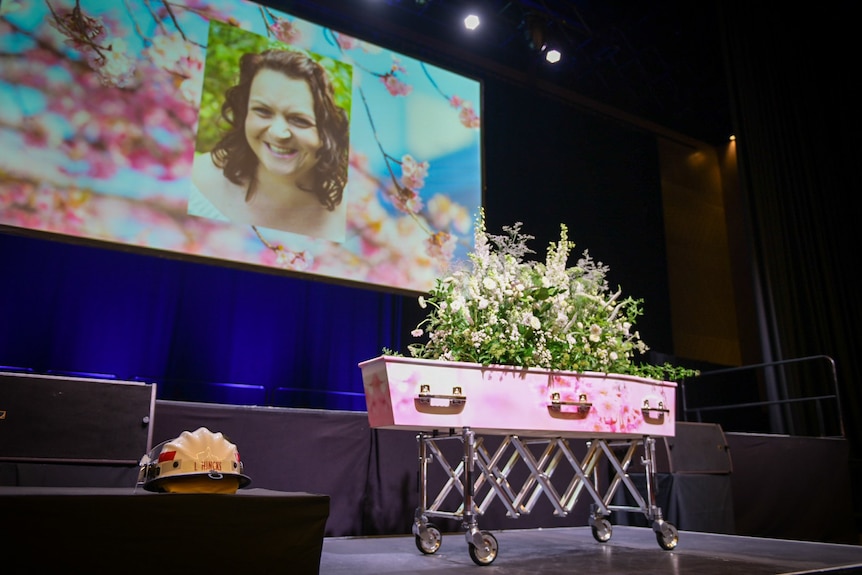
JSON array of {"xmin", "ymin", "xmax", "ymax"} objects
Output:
[{"xmin": 411, "ymin": 425, "xmax": 679, "ymax": 566}]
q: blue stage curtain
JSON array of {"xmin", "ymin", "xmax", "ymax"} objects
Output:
[{"xmin": 0, "ymin": 233, "xmax": 405, "ymax": 410}]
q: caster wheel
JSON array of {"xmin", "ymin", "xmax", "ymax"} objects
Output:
[
  {"xmin": 468, "ymin": 530, "xmax": 498, "ymax": 566},
  {"xmin": 591, "ymin": 517, "xmax": 613, "ymax": 542},
  {"xmin": 414, "ymin": 522, "xmax": 442, "ymax": 554},
  {"xmin": 655, "ymin": 521, "xmax": 679, "ymax": 550}
]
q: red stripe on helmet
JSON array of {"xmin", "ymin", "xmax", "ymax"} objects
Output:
[{"xmin": 158, "ymin": 450, "xmax": 177, "ymax": 463}]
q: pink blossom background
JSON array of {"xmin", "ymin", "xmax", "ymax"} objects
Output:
[{"xmin": 0, "ymin": 0, "xmax": 483, "ymax": 294}]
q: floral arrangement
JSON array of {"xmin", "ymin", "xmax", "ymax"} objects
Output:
[{"xmin": 403, "ymin": 210, "xmax": 699, "ymax": 382}]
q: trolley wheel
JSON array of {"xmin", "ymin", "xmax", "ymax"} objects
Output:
[
  {"xmin": 414, "ymin": 522, "xmax": 442, "ymax": 554},
  {"xmin": 468, "ymin": 530, "xmax": 498, "ymax": 566},
  {"xmin": 654, "ymin": 521, "xmax": 679, "ymax": 551},
  {"xmin": 591, "ymin": 517, "xmax": 613, "ymax": 543}
]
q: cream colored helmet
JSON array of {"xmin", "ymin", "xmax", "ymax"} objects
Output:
[{"xmin": 138, "ymin": 427, "xmax": 251, "ymax": 493}]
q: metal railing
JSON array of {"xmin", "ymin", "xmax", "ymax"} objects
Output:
[{"xmin": 680, "ymin": 354, "xmax": 844, "ymax": 438}]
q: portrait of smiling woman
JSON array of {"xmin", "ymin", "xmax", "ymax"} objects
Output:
[{"xmin": 190, "ymin": 44, "xmax": 351, "ymax": 242}]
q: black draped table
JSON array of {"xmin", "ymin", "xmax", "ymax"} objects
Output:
[{"xmin": 1, "ymin": 486, "xmax": 329, "ymax": 574}]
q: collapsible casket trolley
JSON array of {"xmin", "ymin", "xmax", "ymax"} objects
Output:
[{"xmin": 359, "ymin": 355, "xmax": 680, "ymax": 566}]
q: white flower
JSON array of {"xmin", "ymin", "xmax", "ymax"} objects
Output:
[
  {"xmin": 97, "ymin": 39, "xmax": 138, "ymax": 88},
  {"xmin": 404, "ymin": 208, "xmax": 696, "ymax": 380},
  {"xmin": 450, "ymin": 298, "xmax": 462, "ymax": 312}
]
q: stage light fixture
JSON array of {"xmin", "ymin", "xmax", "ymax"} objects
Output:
[
  {"xmin": 522, "ymin": 12, "xmax": 547, "ymax": 52},
  {"xmin": 464, "ymin": 14, "xmax": 480, "ymax": 30},
  {"xmin": 545, "ymin": 48, "xmax": 561, "ymax": 63}
]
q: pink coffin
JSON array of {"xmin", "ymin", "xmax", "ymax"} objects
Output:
[{"xmin": 359, "ymin": 356, "xmax": 677, "ymax": 439}]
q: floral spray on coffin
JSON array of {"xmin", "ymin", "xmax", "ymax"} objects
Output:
[{"xmin": 359, "ymin": 210, "xmax": 698, "ymax": 438}]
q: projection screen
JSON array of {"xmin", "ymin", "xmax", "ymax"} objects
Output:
[{"xmin": 0, "ymin": 0, "xmax": 484, "ymax": 294}]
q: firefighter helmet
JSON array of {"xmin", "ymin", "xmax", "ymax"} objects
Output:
[{"xmin": 138, "ymin": 427, "xmax": 251, "ymax": 493}]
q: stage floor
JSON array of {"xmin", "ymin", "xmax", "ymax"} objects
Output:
[{"xmin": 319, "ymin": 526, "xmax": 862, "ymax": 574}]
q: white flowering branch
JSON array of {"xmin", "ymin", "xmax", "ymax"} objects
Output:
[{"xmin": 404, "ymin": 209, "xmax": 699, "ymax": 381}]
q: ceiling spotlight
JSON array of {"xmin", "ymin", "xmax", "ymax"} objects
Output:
[
  {"xmin": 545, "ymin": 48, "xmax": 561, "ymax": 64},
  {"xmin": 464, "ymin": 14, "xmax": 480, "ymax": 30},
  {"xmin": 521, "ymin": 12, "xmax": 547, "ymax": 52}
]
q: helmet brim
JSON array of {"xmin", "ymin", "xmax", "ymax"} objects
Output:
[{"xmin": 143, "ymin": 470, "xmax": 252, "ymax": 493}]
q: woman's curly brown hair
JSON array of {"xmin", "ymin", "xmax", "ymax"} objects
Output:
[{"xmin": 210, "ymin": 49, "xmax": 349, "ymax": 211}]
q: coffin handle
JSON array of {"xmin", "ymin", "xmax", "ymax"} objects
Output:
[
  {"xmin": 548, "ymin": 392, "xmax": 592, "ymax": 414},
  {"xmin": 416, "ymin": 384, "xmax": 467, "ymax": 406},
  {"xmin": 641, "ymin": 399, "xmax": 669, "ymax": 422}
]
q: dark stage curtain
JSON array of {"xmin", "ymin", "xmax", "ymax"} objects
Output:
[
  {"xmin": 718, "ymin": 5, "xmax": 860, "ymax": 457},
  {"xmin": 0, "ymin": 233, "xmax": 405, "ymax": 410}
]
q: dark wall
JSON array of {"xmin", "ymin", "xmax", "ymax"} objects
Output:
[{"xmin": 481, "ymin": 77, "xmax": 670, "ymax": 352}]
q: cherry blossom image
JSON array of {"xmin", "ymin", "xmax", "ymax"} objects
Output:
[{"xmin": 0, "ymin": 0, "xmax": 483, "ymax": 293}]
